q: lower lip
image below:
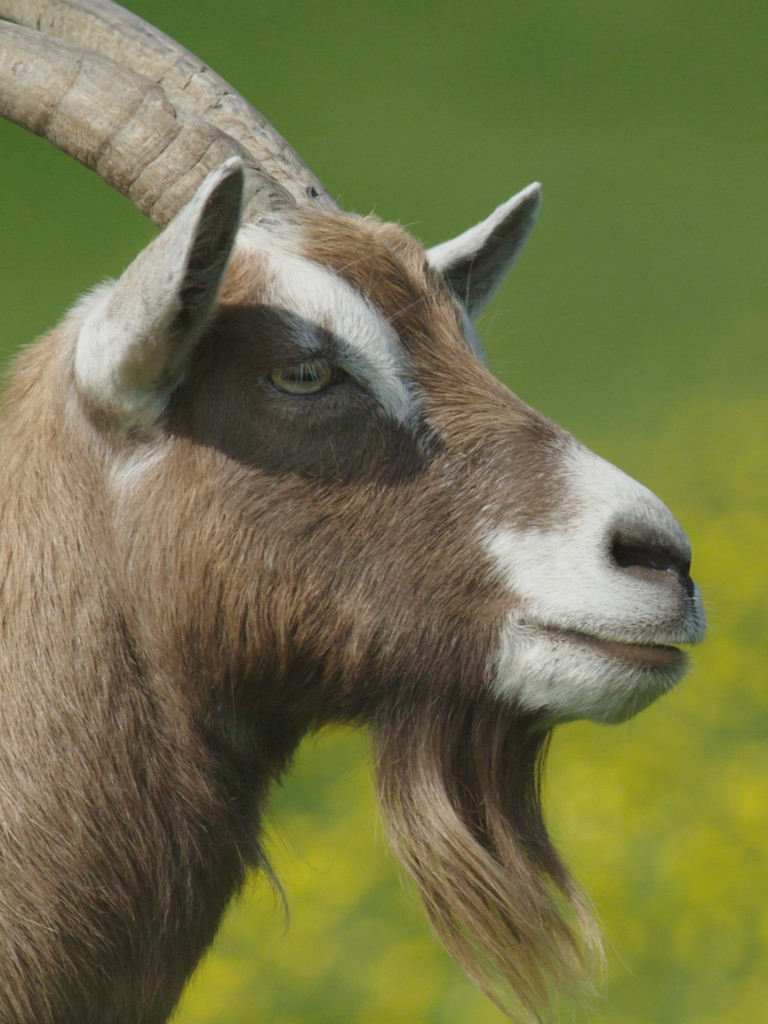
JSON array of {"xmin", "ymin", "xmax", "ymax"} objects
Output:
[{"xmin": 557, "ymin": 630, "xmax": 686, "ymax": 670}]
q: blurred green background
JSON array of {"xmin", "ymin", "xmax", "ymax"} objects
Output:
[{"xmin": 1, "ymin": 1, "xmax": 766, "ymax": 1022}]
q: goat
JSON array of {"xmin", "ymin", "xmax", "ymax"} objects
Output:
[{"xmin": 0, "ymin": 2, "xmax": 705, "ymax": 1022}]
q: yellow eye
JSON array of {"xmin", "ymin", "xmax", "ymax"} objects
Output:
[{"xmin": 269, "ymin": 358, "xmax": 334, "ymax": 395}]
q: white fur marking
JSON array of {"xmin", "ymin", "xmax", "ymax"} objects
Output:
[
  {"xmin": 486, "ymin": 444, "xmax": 700, "ymax": 643},
  {"xmin": 238, "ymin": 225, "xmax": 415, "ymax": 424},
  {"xmin": 483, "ymin": 442, "xmax": 705, "ymax": 721},
  {"xmin": 492, "ymin": 617, "xmax": 682, "ymax": 723}
]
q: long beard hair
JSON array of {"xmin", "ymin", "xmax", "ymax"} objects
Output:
[{"xmin": 372, "ymin": 689, "xmax": 603, "ymax": 1020}]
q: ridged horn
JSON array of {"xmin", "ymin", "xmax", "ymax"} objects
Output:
[{"xmin": 0, "ymin": 0, "xmax": 337, "ymax": 226}]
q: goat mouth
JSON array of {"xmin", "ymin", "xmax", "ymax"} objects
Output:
[
  {"xmin": 494, "ymin": 617, "xmax": 691, "ymax": 724},
  {"xmin": 548, "ymin": 628, "xmax": 686, "ymax": 670}
]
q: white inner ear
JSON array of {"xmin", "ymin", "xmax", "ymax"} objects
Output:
[
  {"xmin": 427, "ymin": 182, "xmax": 541, "ymax": 319},
  {"xmin": 74, "ymin": 159, "xmax": 244, "ymax": 429}
]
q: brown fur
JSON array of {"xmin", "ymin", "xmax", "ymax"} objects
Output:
[{"xmin": 0, "ymin": 211, "xmax": 590, "ymax": 1023}]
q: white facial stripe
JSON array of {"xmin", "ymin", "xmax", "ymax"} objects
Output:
[{"xmin": 238, "ymin": 225, "xmax": 415, "ymax": 424}]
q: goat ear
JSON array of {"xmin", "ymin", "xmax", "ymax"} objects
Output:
[
  {"xmin": 427, "ymin": 182, "xmax": 541, "ymax": 318},
  {"xmin": 75, "ymin": 158, "xmax": 244, "ymax": 428}
]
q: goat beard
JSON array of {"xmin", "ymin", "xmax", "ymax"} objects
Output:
[{"xmin": 372, "ymin": 689, "xmax": 602, "ymax": 1021}]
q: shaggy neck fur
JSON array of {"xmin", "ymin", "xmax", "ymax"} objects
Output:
[{"xmin": 0, "ymin": 342, "xmax": 290, "ymax": 1023}]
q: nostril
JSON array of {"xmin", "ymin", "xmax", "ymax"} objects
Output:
[{"xmin": 610, "ymin": 529, "xmax": 692, "ymax": 581}]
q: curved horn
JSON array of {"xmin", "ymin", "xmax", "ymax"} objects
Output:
[{"xmin": 0, "ymin": 0, "xmax": 337, "ymax": 225}]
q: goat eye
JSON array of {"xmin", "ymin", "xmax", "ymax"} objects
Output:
[{"xmin": 269, "ymin": 358, "xmax": 335, "ymax": 395}]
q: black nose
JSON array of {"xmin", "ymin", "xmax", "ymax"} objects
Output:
[{"xmin": 610, "ymin": 523, "xmax": 693, "ymax": 590}]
